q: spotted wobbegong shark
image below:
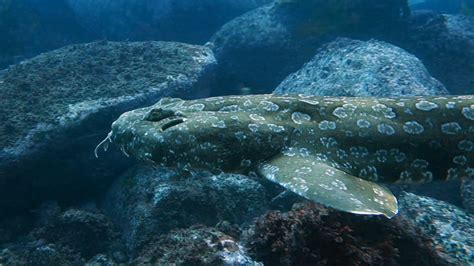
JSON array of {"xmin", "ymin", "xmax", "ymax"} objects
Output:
[{"xmin": 97, "ymin": 94, "xmax": 474, "ymax": 218}]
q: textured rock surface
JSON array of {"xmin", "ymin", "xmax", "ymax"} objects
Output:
[
  {"xmin": 67, "ymin": 0, "xmax": 271, "ymax": 44},
  {"xmin": 0, "ymin": 41, "xmax": 216, "ymax": 217},
  {"xmin": 0, "ymin": 208, "xmax": 124, "ymax": 265},
  {"xmin": 245, "ymin": 202, "xmax": 446, "ymax": 265},
  {"xmin": 398, "ymin": 192, "xmax": 474, "ymax": 265},
  {"xmin": 133, "ymin": 225, "xmax": 257, "ymax": 265},
  {"xmin": 102, "ymin": 166, "xmax": 268, "ymax": 253},
  {"xmin": 210, "ymin": 0, "xmax": 409, "ymax": 95},
  {"xmin": 274, "ymin": 38, "xmax": 448, "ymax": 96},
  {"xmin": 388, "ymin": 12, "xmax": 474, "ymax": 94},
  {"xmin": 462, "ymin": 179, "xmax": 474, "ymax": 213}
]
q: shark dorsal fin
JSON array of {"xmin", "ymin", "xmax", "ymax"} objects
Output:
[{"xmin": 257, "ymin": 151, "xmax": 398, "ymax": 218}]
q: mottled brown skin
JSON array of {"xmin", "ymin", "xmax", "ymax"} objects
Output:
[{"xmin": 100, "ymin": 94, "xmax": 474, "ymax": 217}]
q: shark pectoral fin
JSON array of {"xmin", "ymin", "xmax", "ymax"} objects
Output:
[{"xmin": 257, "ymin": 154, "xmax": 398, "ymax": 218}]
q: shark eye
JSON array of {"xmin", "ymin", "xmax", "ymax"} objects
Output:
[
  {"xmin": 145, "ymin": 108, "xmax": 183, "ymax": 122},
  {"xmin": 161, "ymin": 118, "xmax": 186, "ymax": 131}
]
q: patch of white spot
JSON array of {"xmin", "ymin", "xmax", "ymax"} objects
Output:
[
  {"xmin": 331, "ymin": 179, "xmax": 347, "ymax": 190},
  {"xmin": 325, "ymin": 169, "xmax": 336, "ymax": 176},
  {"xmin": 318, "ymin": 120, "xmax": 337, "ymax": 130},
  {"xmin": 453, "ymin": 155, "xmax": 468, "ymax": 165},
  {"xmin": 458, "ymin": 140, "xmax": 474, "ymax": 152},
  {"xmin": 240, "ymin": 159, "xmax": 252, "ymax": 167},
  {"xmin": 375, "ymin": 150, "xmax": 388, "ymax": 163},
  {"xmin": 219, "ymin": 105, "xmax": 242, "ymax": 112},
  {"xmin": 350, "ymin": 146, "xmax": 369, "ymax": 158},
  {"xmin": 336, "ymin": 149, "xmax": 348, "ymax": 160},
  {"xmin": 243, "ymin": 100, "xmax": 252, "ymax": 107},
  {"xmin": 249, "ymin": 114, "xmax": 266, "ymax": 121},
  {"xmin": 391, "ymin": 149, "xmax": 407, "ymax": 163},
  {"xmin": 441, "ymin": 122, "xmax": 462, "ymax": 135},
  {"xmin": 296, "ymin": 167, "xmax": 313, "ymax": 175},
  {"xmin": 372, "ymin": 187, "xmax": 385, "ymax": 197},
  {"xmin": 446, "ymin": 102, "xmax": 456, "ymax": 109},
  {"xmin": 320, "ymin": 137, "xmax": 338, "ymax": 148},
  {"xmin": 234, "ymin": 131, "xmax": 246, "ymax": 141},
  {"xmin": 462, "ymin": 105, "xmax": 474, "ymax": 120},
  {"xmin": 319, "ymin": 184, "xmax": 333, "ymax": 190},
  {"xmin": 299, "ymin": 98, "xmax": 319, "ymax": 105},
  {"xmin": 447, "ymin": 168, "xmax": 459, "ymax": 180},
  {"xmin": 248, "ymin": 124, "xmax": 259, "ymax": 132},
  {"xmin": 377, "ymin": 123, "xmax": 395, "ymax": 135},
  {"xmin": 212, "ymin": 120, "xmax": 227, "ymax": 129},
  {"xmin": 333, "ymin": 104, "xmax": 357, "ymax": 119},
  {"xmin": 415, "ymin": 100, "xmax": 438, "ymax": 111},
  {"xmin": 411, "ymin": 159, "xmax": 429, "ymax": 169},
  {"xmin": 259, "ymin": 101, "xmax": 280, "ymax": 111},
  {"xmin": 403, "ymin": 121, "xmax": 424, "ymax": 134},
  {"xmin": 372, "ymin": 103, "xmax": 396, "ymax": 119},
  {"xmin": 291, "ymin": 112, "xmax": 311, "ymax": 124},
  {"xmin": 356, "ymin": 119, "xmax": 371, "ymax": 128},
  {"xmin": 187, "ymin": 103, "xmax": 206, "ymax": 112},
  {"xmin": 267, "ymin": 124, "xmax": 285, "ymax": 133}
]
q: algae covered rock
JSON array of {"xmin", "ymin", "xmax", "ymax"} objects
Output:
[
  {"xmin": 101, "ymin": 165, "xmax": 268, "ymax": 253},
  {"xmin": 246, "ymin": 202, "xmax": 445, "ymax": 265},
  {"xmin": 0, "ymin": 41, "xmax": 216, "ymax": 217},
  {"xmin": 210, "ymin": 0, "xmax": 409, "ymax": 95},
  {"xmin": 133, "ymin": 225, "xmax": 257, "ymax": 265},
  {"xmin": 274, "ymin": 38, "xmax": 448, "ymax": 96},
  {"xmin": 388, "ymin": 12, "xmax": 474, "ymax": 94},
  {"xmin": 398, "ymin": 192, "xmax": 474, "ymax": 265}
]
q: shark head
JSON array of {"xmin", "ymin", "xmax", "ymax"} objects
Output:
[{"xmin": 102, "ymin": 97, "xmax": 291, "ymax": 173}]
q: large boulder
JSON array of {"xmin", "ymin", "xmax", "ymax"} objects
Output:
[
  {"xmin": 398, "ymin": 192, "xmax": 474, "ymax": 265},
  {"xmin": 67, "ymin": 0, "xmax": 271, "ymax": 44},
  {"xmin": 245, "ymin": 202, "xmax": 446, "ymax": 265},
  {"xmin": 274, "ymin": 38, "xmax": 448, "ymax": 96},
  {"xmin": 101, "ymin": 166, "xmax": 268, "ymax": 254},
  {"xmin": 210, "ymin": 0, "xmax": 409, "ymax": 95},
  {"xmin": 0, "ymin": 41, "xmax": 216, "ymax": 217},
  {"xmin": 133, "ymin": 225, "xmax": 257, "ymax": 265},
  {"xmin": 387, "ymin": 12, "xmax": 474, "ymax": 94}
]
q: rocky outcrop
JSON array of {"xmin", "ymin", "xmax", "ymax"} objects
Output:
[
  {"xmin": 67, "ymin": 0, "xmax": 271, "ymax": 44},
  {"xmin": 0, "ymin": 208, "xmax": 124, "ymax": 265},
  {"xmin": 245, "ymin": 202, "xmax": 446, "ymax": 265},
  {"xmin": 387, "ymin": 12, "xmax": 474, "ymax": 94},
  {"xmin": 0, "ymin": 41, "xmax": 216, "ymax": 217},
  {"xmin": 274, "ymin": 38, "xmax": 448, "ymax": 96},
  {"xmin": 133, "ymin": 225, "xmax": 257, "ymax": 265},
  {"xmin": 462, "ymin": 179, "xmax": 474, "ymax": 213},
  {"xmin": 398, "ymin": 192, "xmax": 474, "ymax": 265},
  {"xmin": 101, "ymin": 166, "xmax": 268, "ymax": 253},
  {"xmin": 210, "ymin": 0, "xmax": 409, "ymax": 95}
]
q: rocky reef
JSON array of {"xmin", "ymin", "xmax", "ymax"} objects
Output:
[
  {"xmin": 0, "ymin": 41, "xmax": 216, "ymax": 217},
  {"xmin": 274, "ymin": 38, "xmax": 448, "ymax": 96}
]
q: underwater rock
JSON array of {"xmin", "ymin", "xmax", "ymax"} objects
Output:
[
  {"xmin": 246, "ymin": 202, "xmax": 446, "ymax": 265},
  {"xmin": 462, "ymin": 179, "xmax": 474, "ymax": 213},
  {"xmin": 274, "ymin": 38, "xmax": 448, "ymax": 96},
  {"xmin": 133, "ymin": 225, "xmax": 258, "ymax": 265},
  {"xmin": 0, "ymin": 241, "xmax": 84, "ymax": 266},
  {"xmin": 101, "ymin": 165, "xmax": 268, "ymax": 253},
  {"xmin": 67, "ymin": 0, "xmax": 271, "ymax": 44},
  {"xmin": 31, "ymin": 209, "xmax": 122, "ymax": 260},
  {"xmin": 0, "ymin": 41, "xmax": 216, "ymax": 218},
  {"xmin": 210, "ymin": 0, "xmax": 409, "ymax": 95},
  {"xmin": 388, "ymin": 12, "xmax": 474, "ymax": 94},
  {"xmin": 398, "ymin": 192, "xmax": 474, "ymax": 265}
]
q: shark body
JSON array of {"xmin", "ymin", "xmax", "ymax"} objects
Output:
[{"xmin": 100, "ymin": 94, "xmax": 474, "ymax": 218}]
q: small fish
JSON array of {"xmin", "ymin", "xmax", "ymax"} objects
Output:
[{"xmin": 98, "ymin": 94, "xmax": 474, "ymax": 218}]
